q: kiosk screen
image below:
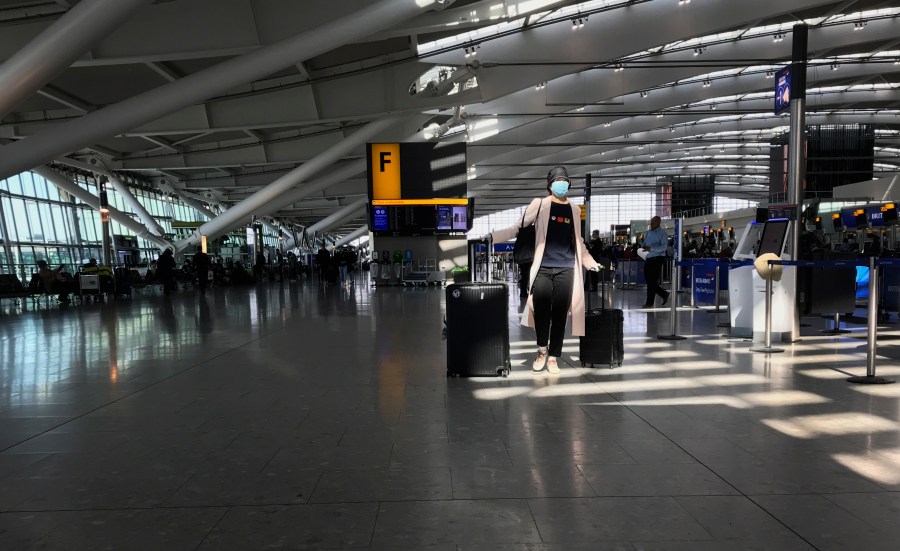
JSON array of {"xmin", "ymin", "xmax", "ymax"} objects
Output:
[{"xmin": 757, "ymin": 220, "xmax": 788, "ymax": 256}]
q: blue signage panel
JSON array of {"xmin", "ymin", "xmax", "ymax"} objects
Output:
[
  {"xmin": 865, "ymin": 206, "xmax": 886, "ymax": 227},
  {"xmin": 693, "ymin": 260, "xmax": 728, "ymax": 304},
  {"xmin": 373, "ymin": 207, "xmax": 389, "ymax": 231},
  {"xmin": 775, "ymin": 66, "xmax": 792, "ymax": 115},
  {"xmin": 694, "ymin": 264, "xmax": 717, "ymax": 304}
]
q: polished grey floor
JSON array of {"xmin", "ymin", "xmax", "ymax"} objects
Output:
[{"xmin": 0, "ymin": 274, "xmax": 899, "ymax": 550}]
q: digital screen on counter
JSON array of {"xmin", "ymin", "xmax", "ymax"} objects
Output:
[{"xmin": 757, "ymin": 220, "xmax": 789, "ymax": 256}]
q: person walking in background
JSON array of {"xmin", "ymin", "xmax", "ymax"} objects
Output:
[
  {"xmin": 157, "ymin": 248, "xmax": 177, "ymax": 296},
  {"xmin": 254, "ymin": 251, "xmax": 266, "ymax": 282},
  {"xmin": 193, "ymin": 249, "xmax": 211, "ymax": 295},
  {"xmin": 587, "ymin": 229, "xmax": 604, "ymax": 292},
  {"xmin": 491, "ymin": 166, "xmax": 600, "ymax": 374},
  {"xmin": 641, "ymin": 216, "xmax": 670, "ymax": 308}
]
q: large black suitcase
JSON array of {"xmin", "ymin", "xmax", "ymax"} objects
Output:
[{"xmin": 445, "ymin": 282, "xmax": 511, "ymax": 377}]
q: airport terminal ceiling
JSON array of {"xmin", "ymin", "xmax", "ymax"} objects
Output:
[{"xmin": 1, "ymin": 0, "xmax": 899, "ymax": 239}]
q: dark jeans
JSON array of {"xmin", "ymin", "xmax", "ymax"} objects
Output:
[
  {"xmin": 197, "ymin": 269, "xmax": 209, "ymax": 293},
  {"xmin": 532, "ymin": 267, "xmax": 574, "ymax": 357},
  {"xmin": 644, "ymin": 256, "xmax": 669, "ymax": 305}
]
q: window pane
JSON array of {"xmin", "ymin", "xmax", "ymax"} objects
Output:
[
  {"xmin": 7, "ymin": 174, "xmax": 22, "ymax": 195},
  {"xmin": 27, "ymin": 202, "xmax": 44, "ymax": 242},
  {"xmin": 20, "ymin": 172, "xmax": 36, "ymax": 197}
]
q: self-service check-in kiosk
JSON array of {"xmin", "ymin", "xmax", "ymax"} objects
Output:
[{"xmin": 728, "ymin": 219, "xmax": 795, "ymax": 342}]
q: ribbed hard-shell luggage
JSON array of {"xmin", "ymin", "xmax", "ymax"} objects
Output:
[
  {"xmin": 580, "ymin": 307, "xmax": 624, "ymax": 368},
  {"xmin": 445, "ymin": 282, "xmax": 511, "ymax": 377}
]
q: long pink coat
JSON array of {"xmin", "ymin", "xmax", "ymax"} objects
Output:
[{"xmin": 492, "ymin": 196, "xmax": 599, "ymax": 337}]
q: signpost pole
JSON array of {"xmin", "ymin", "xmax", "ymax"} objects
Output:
[{"xmin": 786, "ymin": 25, "xmax": 808, "ymax": 343}]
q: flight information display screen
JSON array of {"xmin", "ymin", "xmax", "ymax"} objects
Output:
[{"xmin": 369, "ymin": 200, "xmax": 473, "ymax": 237}]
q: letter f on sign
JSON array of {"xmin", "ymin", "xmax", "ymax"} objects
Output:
[{"xmin": 371, "ymin": 143, "xmax": 400, "ymax": 199}]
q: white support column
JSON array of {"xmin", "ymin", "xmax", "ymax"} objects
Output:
[
  {"xmin": 176, "ymin": 116, "xmax": 404, "ymax": 249},
  {"xmin": 333, "ymin": 225, "xmax": 370, "ymax": 248},
  {"xmin": 0, "ymin": 0, "xmax": 154, "ymax": 118},
  {"xmin": 0, "ymin": 0, "xmax": 440, "ymax": 181},
  {"xmin": 57, "ymin": 157, "xmax": 166, "ymax": 237},
  {"xmin": 169, "ymin": 188, "xmax": 218, "ymax": 220},
  {"xmin": 32, "ymin": 166, "xmax": 172, "ymax": 251},
  {"xmin": 0, "ymin": 191, "xmax": 14, "ymax": 270},
  {"xmin": 259, "ymin": 160, "xmax": 365, "ymax": 217},
  {"xmin": 285, "ymin": 198, "xmax": 367, "ymax": 249},
  {"xmin": 257, "ymin": 127, "xmax": 426, "ymax": 217}
]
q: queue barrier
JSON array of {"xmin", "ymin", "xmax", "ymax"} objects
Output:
[
  {"xmin": 677, "ymin": 258, "xmax": 744, "ymax": 313},
  {"xmin": 755, "ymin": 258, "xmax": 894, "ymax": 385}
]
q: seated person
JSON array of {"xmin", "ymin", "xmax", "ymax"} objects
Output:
[
  {"xmin": 81, "ymin": 257, "xmax": 115, "ymax": 294},
  {"xmin": 36, "ymin": 260, "xmax": 74, "ymax": 303}
]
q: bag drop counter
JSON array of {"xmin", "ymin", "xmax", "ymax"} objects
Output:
[{"xmin": 728, "ymin": 220, "xmax": 796, "ymax": 342}]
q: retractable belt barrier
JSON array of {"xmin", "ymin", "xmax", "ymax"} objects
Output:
[
  {"xmin": 676, "ymin": 258, "xmax": 735, "ymax": 314},
  {"xmin": 658, "ymin": 255, "xmax": 687, "ymax": 341},
  {"xmin": 754, "ymin": 258, "xmax": 895, "ymax": 384}
]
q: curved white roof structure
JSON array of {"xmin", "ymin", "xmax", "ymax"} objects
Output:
[{"xmin": 1, "ymin": 0, "xmax": 898, "ymax": 239}]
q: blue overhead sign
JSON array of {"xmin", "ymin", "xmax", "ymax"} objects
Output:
[{"xmin": 774, "ymin": 66, "xmax": 792, "ymax": 115}]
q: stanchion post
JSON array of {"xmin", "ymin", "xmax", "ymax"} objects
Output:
[
  {"xmin": 690, "ymin": 264, "xmax": 696, "ymax": 308},
  {"xmin": 713, "ymin": 263, "xmax": 722, "ymax": 313},
  {"xmin": 750, "ymin": 263, "xmax": 784, "ymax": 354},
  {"xmin": 626, "ymin": 259, "xmax": 632, "ymax": 288},
  {"xmin": 821, "ymin": 311, "xmax": 850, "ymax": 335},
  {"xmin": 716, "ymin": 261, "xmax": 732, "ymax": 328},
  {"xmin": 848, "ymin": 257, "xmax": 894, "ymax": 384},
  {"xmin": 658, "ymin": 256, "xmax": 687, "ymax": 341}
]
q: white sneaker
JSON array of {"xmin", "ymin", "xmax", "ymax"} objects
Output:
[
  {"xmin": 532, "ymin": 347, "xmax": 548, "ymax": 372},
  {"xmin": 547, "ymin": 356, "xmax": 560, "ymax": 374}
]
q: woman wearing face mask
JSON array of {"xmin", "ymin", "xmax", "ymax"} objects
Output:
[{"xmin": 491, "ymin": 166, "xmax": 600, "ymax": 374}]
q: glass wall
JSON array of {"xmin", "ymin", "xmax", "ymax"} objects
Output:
[
  {"xmin": 471, "ymin": 194, "xmax": 757, "ymax": 240},
  {"xmin": 0, "ymin": 170, "xmax": 211, "ymax": 282}
]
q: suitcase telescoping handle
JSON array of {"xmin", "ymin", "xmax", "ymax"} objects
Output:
[{"xmin": 468, "ymin": 237, "xmax": 493, "ymax": 283}]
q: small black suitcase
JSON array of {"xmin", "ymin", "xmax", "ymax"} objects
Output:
[
  {"xmin": 580, "ymin": 280, "xmax": 624, "ymax": 368},
  {"xmin": 580, "ymin": 308, "xmax": 624, "ymax": 368},
  {"xmin": 445, "ymin": 282, "xmax": 511, "ymax": 377}
]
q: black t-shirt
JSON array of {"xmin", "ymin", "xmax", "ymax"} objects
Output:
[{"xmin": 542, "ymin": 202, "xmax": 575, "ymax": 268}]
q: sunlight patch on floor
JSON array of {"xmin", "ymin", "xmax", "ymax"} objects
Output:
[
  {"xmin": 738, "ymin": 390, "xmax": 830, "ymax": 407},
  {"xmin": 833, "ymin": 447, "xmax": 900, "ymax": 485},
  {"xmin": 763, "ymin": 412, "xmax": 898, "ymax": 439}
]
